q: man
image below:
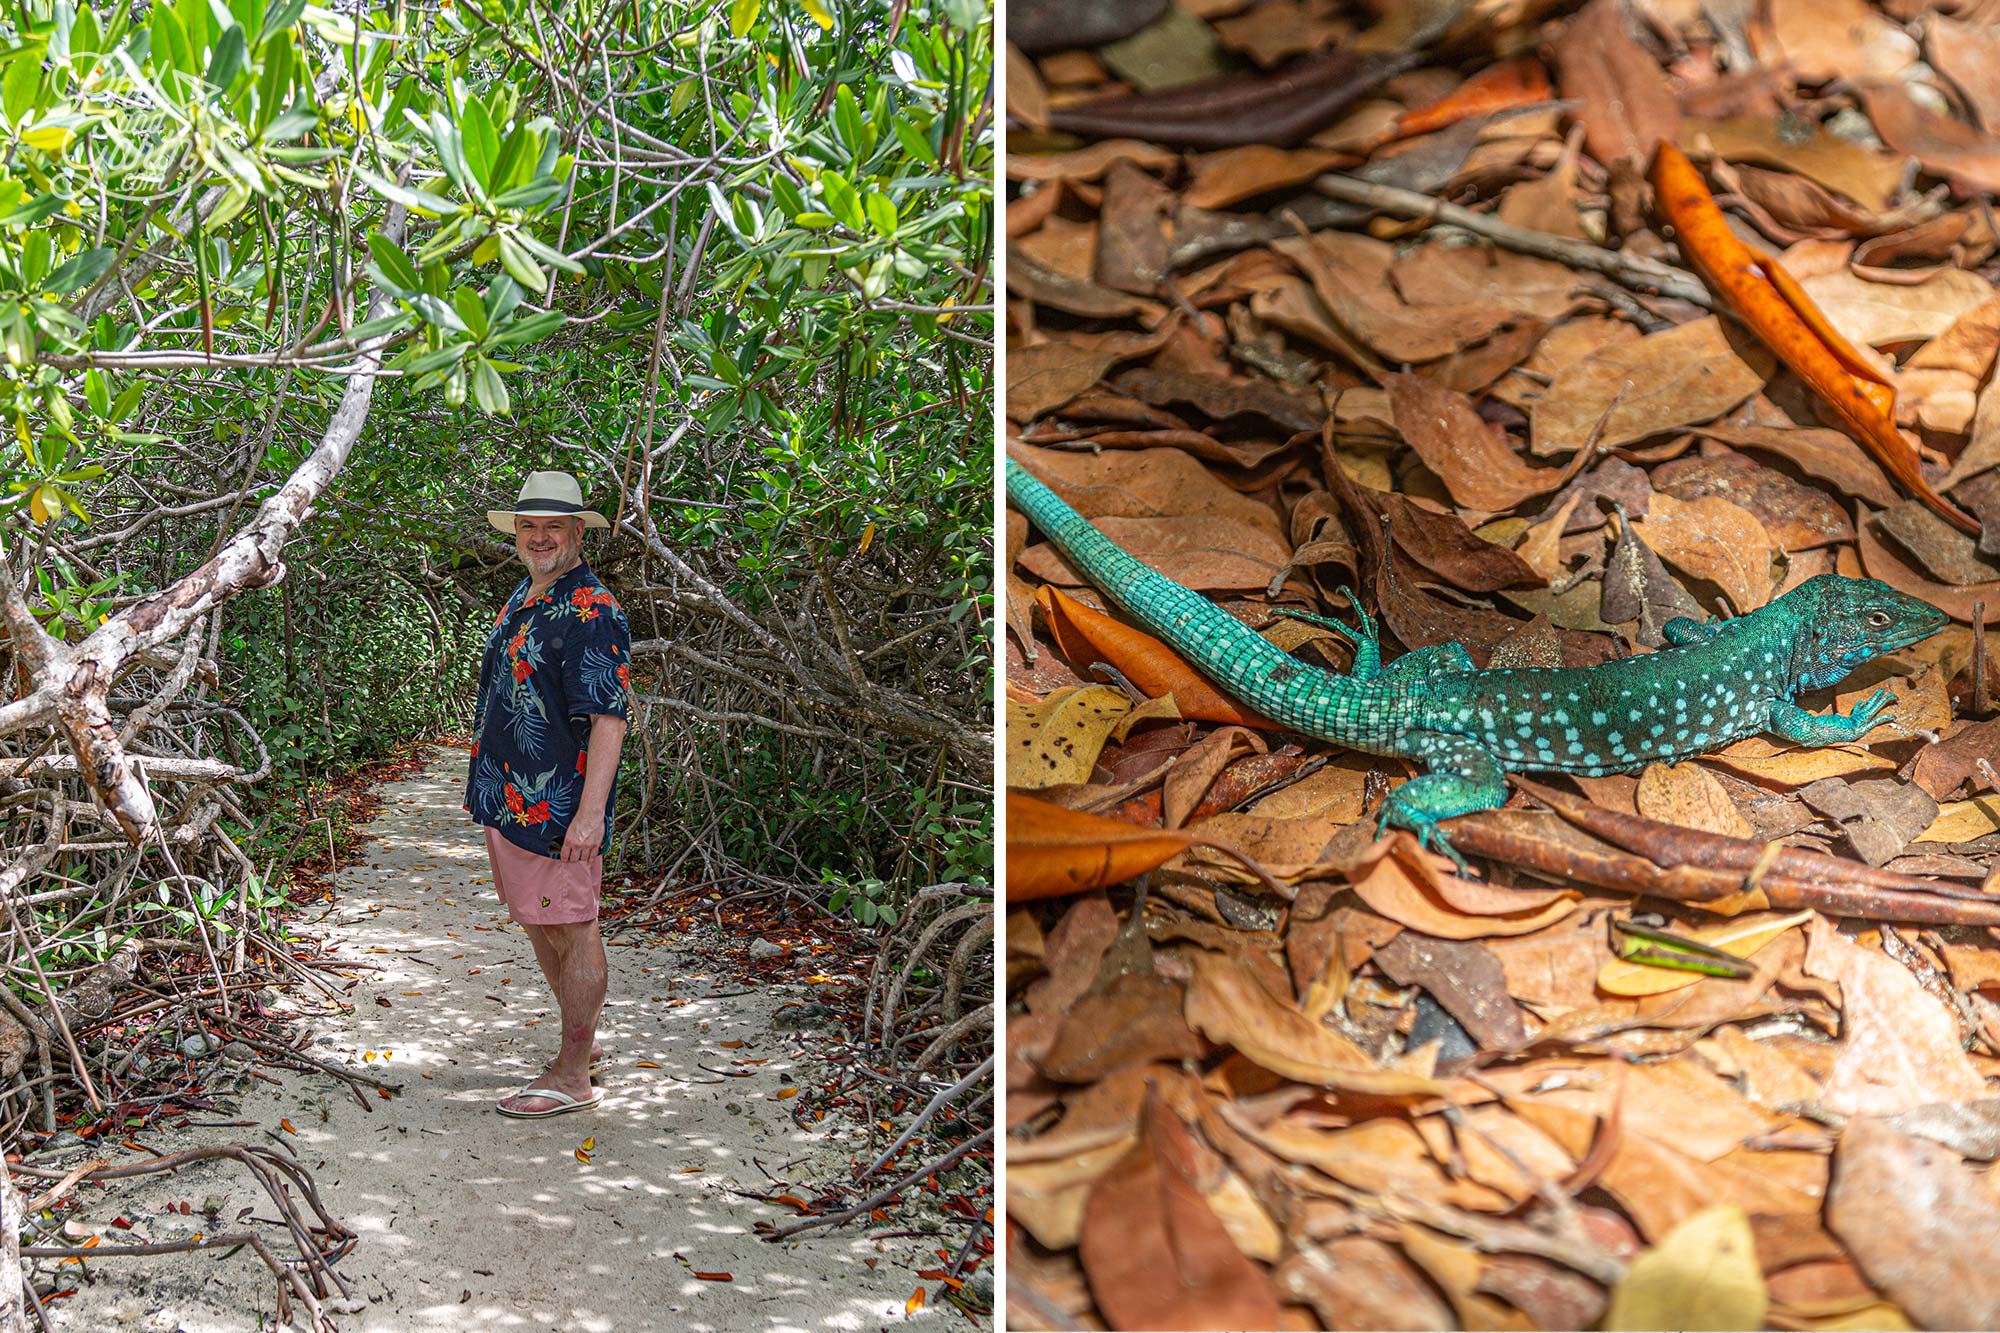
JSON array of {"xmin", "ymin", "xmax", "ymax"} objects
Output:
[{"xmin": 465, "ymin": 470, "xmax": 632, "ymax": 1117}]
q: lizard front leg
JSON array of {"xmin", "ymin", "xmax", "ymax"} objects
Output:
[
  {"xmin": 1661, "ymin": 616, "xmax": 1718, "ymax": 646},
  {"xmin": 1767, "ymin": 691, "xmax": 1894, "ymax": 745},
  {"xmin": 1375, "ymin": 730, "xmax": 1507, "ymax": 874}
]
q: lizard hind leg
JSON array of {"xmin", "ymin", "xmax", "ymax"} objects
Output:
[
  {"xmin": 1373, "ymin": 730, "xmax": 1508, "ymax": 875},
  {"xmin": 1269, "ymin": 586, "xmax": 1384, "ymax": 679},
  {"xmin": 1379, "ymin": 640, "xmax": 1477, "ymax": 688}
]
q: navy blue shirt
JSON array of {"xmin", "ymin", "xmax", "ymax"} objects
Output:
[{"xmin": 465, "ymin": 559, "xmax": 631, "ymax": 858}]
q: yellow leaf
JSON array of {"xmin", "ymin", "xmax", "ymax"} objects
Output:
[
  {"xmin": 1004, "ymin": 685, "xmax": 1133, "ymax": 790},
  {"xmin": 857, "ymin": 521, "xmax": 876, "ymax": 556},
  {"xmin": 28, "ymin": 488, "xmax": 50, "ymax": 524},
  {"xmin": 635, "ymin": 1060, "xmax": 662, "ymax": 1068},
  {"xmin": 581, "ymin": 1136, "xmax": 595, "ymax": 1152},
  {"xmin": 1605, "ymin": 1205, "xmax": 1767, "ymax": 1331},
  {"xmin": 906, "ymin": 1288, "xmax": 926, "ymax": 1315},
  {"xmin": 1916, "ymin": 795, "xmax": 2000, "ymax": 844},
  {"xmin": 801, "ymin": 0, "xmax": 833, "ymax": 29},
  {"xmin": 362, "ymin": 1051, "xmax": 376, "ymax": 1062},
  {"xmin": 574, "ymin": 1148, "xmax": 591, "ymax": 1164},
  {"xmin": 22, "ymin": 124, "xmax": 73, "ymax": 153},
  {"xmin": 1597, "ymin": 910, "xmax": 1813, "ymax": 997}
]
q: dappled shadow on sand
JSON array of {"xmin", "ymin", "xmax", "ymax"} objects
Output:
[{"xmin": 273, "ymin": 752, "xmax": 930, "ymax": 1331}]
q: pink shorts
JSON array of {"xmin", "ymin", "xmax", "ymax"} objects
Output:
[{"xmin": 484, "ymin": 827, "xmax": 601, "ymax": 925}]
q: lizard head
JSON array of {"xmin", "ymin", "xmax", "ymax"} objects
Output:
[{"xmin": 1787, "ymin": 574, "xmax": 1949, "ymax": 690}]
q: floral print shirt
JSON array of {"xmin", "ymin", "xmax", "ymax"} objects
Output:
[{"xmin": 465, "ymin": 560, "xmax": 632, "ymax": 858}]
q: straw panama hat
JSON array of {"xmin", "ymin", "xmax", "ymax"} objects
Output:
[{"xmin": 487, "ymin": 471, "xmax": 611, "ymax": 533}]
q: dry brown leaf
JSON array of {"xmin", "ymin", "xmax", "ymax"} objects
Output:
[
  {"xmin": 1077, "ymin": 1095, "xmax": 1286, "ymax": 1331},
  {"xmin": 1349, "ymin": 835, "xmax": 1579, "ymax": 939},
  {"xmin": 1022, "ymin": 512, "xmax": 1294, "ymax": 593},
  {"xmin": 1635, "ymin": 761, "xmax": 1755, "ymax": 838},
  {"xmin": 1005, "ymin": 140, "xmax": 1180, "ymax": 182},
  {"xmin": 1827, "ymin": 1118, "xmax": 2000, "ymax": 1331},
  {"xmin": 1796, "ymin": 267, "xmax": 1998, "ymax": 348},
  {"xmin": 1801, "ymin": 917, "xmax": 1990, "ymax": 1116},
  {"xmin": 1272, "ymin": 231, "xmax": 1513, "ymax": 362},
  {"xmin": 1553, "ymin": 0, "xmax": 1679, "ymax": 168},
  {"xmin": 1182, "ymin": 950, "xmax": 1444, "ymax": 1094},
  {"xmin": 1006, "ymin": 686, "xmax": 1133, "ymax": 790},
  {"xmin": 1532, "ymin": 317, "xmax": 1774, "ymax": 456},
  {"xmin": 1388, "ymin": 372, "xmax": 1570, "ymax": 512},
  {"xmin": 1631, "ymin": 492, "xmax": 1778, "ymax": 613},
  {"xmin": 1683, "ymin": 116, "xmax": 1905, "ymax": 212},
  {"xmin": 1183, "ymin": 144, "xmax": 1349, "ymax": 210},
  {"xmin": 1008, "ymin": 343, "xmax": 1118, "ymax": 423},
  {"xmin": 1929, "ymin": 15, "xmax": 2000, "ymax": 133},
  {"xmin": 1757, "ymin": 0, "xmax": 1917, "ymax": 83}
]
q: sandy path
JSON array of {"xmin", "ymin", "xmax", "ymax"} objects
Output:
[{"xmin": 43, "ymin": 747, "xmax": 932, "ymax": 1332}]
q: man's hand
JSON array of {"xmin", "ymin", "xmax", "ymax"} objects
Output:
[
  {"xmin": 561, "ymin": 713, "xmax": 627, "ymax": 862},
  {"xmin": 561, "ymin": 811, "xmax": 605, "ymax": 862}
]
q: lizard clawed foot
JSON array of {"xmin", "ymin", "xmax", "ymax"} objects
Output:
[{"xmin": 1375, "ymin": 804, "xmax": 1476, "ymax": 877}]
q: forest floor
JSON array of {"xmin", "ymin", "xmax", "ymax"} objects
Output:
[{"xmin": 32, "ymin": 746, "xmax": 941, "ymax": 1332}]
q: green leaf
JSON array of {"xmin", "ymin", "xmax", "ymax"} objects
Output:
[
  {"xmin": 470, "ymin": 357, "xmax": 509, "ymax": 414},
  {"xmin": 452, "ymin": 287, "xmax": 490, "ymax": 340},
  {"xmin": 487, "ymin": 309, "xmax": 564, "ymax": 348},
  {"xmin": 508, "ymin": 228, "xmax": 584, "ymax": 274},
  {"xmin": 496, "ymin": 231, "xmax": 545, "ymax": 291},
  {"xmin": 354, "ymin": 166, "xmax": 450, "ymax": 216},
  {"xmin": 864, "ymin": 191, "xmax": 897, "ymax": 237},
  {"xmin": 150, "ymin": 4, "xmax": 194, "ymax": 77},
  {"xmin": 1, "ymin": 194, "xmax": 66, "ymax": 228},
  {"xmin": 206, "ymin": 23, "xmax": 247, "ymax": 92},
  {"xmin": 458, "ymin": 96, "xmax": 498, "ymax": 191},
  {"xmin": 2, "ymin": 49, "xmax": 45, "ymax": 124},
  {"xmin": 44, "ymin": 247, "xmax": 114, "ymax": 295},
  {"xmin": 818, "ymin": 171, "xmax": 862, "ymax": 230},
  {"xmin": 728, "ymin": 0, "xmax": 760, "ymax": 38},
  {"xmin": 366, "ymin": 231, "xmax": 420, "ymax": 291}
]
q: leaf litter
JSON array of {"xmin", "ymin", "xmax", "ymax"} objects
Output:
[{"xmin": 1006, "ymin": 0, "xmax": 2000, "ymax": 1327}]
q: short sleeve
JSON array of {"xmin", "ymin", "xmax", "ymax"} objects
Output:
[{"xmin": 561, "ymin": 586, "xmax": 631, "ymax": 722}]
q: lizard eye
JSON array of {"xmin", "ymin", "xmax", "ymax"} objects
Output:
[{"xmin": 1866, "ymin": 610, "xmax": 1893, "ymax": 629}]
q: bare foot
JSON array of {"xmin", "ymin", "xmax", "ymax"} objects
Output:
[
  {"xmin": 543, "ymin": 1043, "xmax": 605, "ymax": 1074},
  {"xmin": 498, "ymin": 1068, "xmax": 596, "ymax": 1115}
]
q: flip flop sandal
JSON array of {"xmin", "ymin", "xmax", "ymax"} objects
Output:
[{"xmin": 495, "ymin": 1086, "xmax": 604, "ymax": 1119}]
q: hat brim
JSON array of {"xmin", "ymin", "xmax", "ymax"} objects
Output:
[{"xmin": 488, "ymin": 510, "xmax": 611, "ymax": 533}]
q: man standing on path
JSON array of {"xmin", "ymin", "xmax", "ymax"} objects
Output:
[{"xmin": 465, "ymin": 471, "xmax": 632, "ymax": 1117}]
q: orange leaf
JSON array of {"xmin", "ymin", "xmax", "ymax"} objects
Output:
[
  {"xmin": 1034, "ymin": 585, "xmax": 1272, "ymax": 728},
  {"xmin": 906, "ymin": 1288, "xmax": 926, "ymax": 1315},
  {"xmin": 1396, "ymin": 57, "xmax": 1553, "ymax": 137},
  {"xmin": 694, "ymin": 1271, "xmax": 732, "ymax": 1282},
  {"xmin": 1006, "ymin": 792, "xmax": 1200, "ymax": 902},
  {"xmin": 279, "ymin": 1119, "xmax": 296, "ymax": 1135},
  {"xmin": 776, "ymin": 1087, "xmax": 799, "ymax": 1099},
  {"xmin": 635, "ymin": 1060, "xmax": 661, "ymax": 1068},
  {"xmin": 719, "ymin": 1040, "xmax": 746, "ymax": 1049},
  {"xmin": 574, "ymin": 1149, "xmax": 592, "ymax": 1164},
  {"xmin": 1650, "ymin": 142, "xmax": 1979, "ymax": 535}
]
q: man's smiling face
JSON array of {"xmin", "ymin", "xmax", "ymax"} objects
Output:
[{"xmin": 515, "ymin": 514, "xmax": 584, "ymax": 582}]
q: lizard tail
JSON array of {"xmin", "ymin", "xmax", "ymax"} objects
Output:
[{"xmin": 1007, "ymin": 456, "xmax": 1375, "ymax": 739}]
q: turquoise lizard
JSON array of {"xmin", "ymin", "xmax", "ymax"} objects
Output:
[{"xmin": 1008, "ymin": 456, "xmax": 1950, "ymax": 870}]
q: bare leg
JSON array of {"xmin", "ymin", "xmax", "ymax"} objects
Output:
[
  {"xmin": 499, "ymin": 919, "xmax": 608, "ymax": 1113},
  {"xmin": 521, "ymin": 923, "xmax": 603, "ymax": 1067}
]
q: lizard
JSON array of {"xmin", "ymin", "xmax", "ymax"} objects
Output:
[{"xmin": 1007, "ymin": 454, "xmax": 1951, "ymax": 871}]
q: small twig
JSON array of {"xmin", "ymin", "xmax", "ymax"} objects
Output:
[
  {"xmin": 1310, "ymin": 172, "xmax": 1716, "ymax": 309},
  {"xmin": 762, "ymin": 1127, "xmax": 993, "ymax": 1241}
]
